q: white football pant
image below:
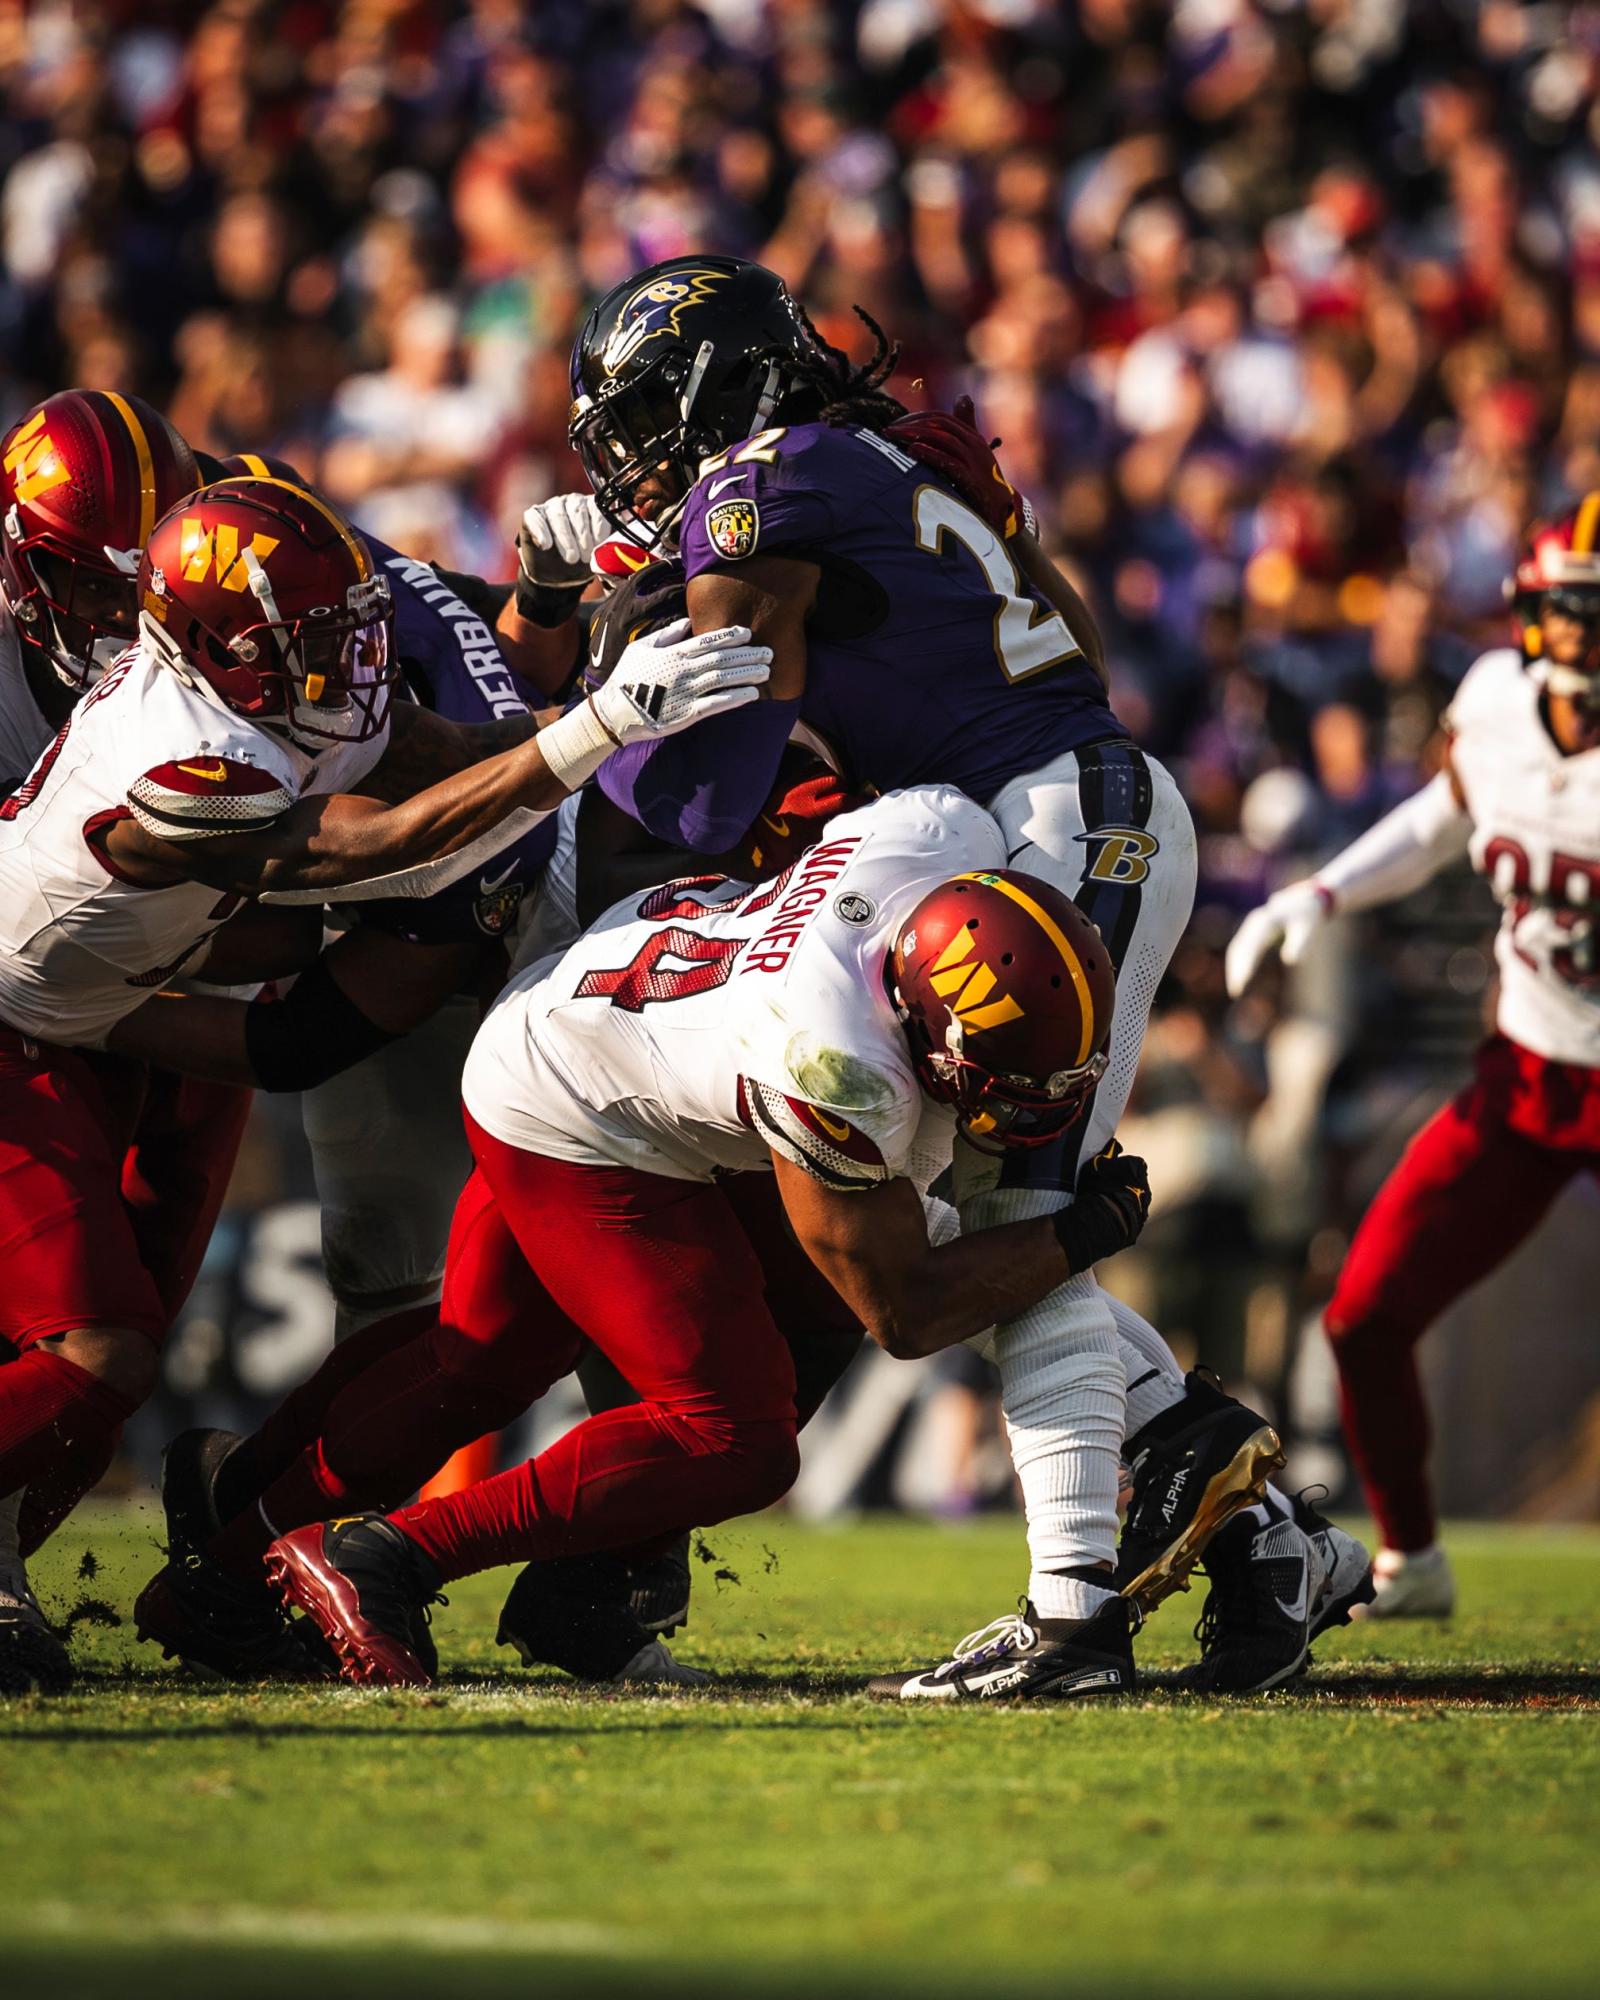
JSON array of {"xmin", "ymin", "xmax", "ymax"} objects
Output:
[{"xmin": 956, "ymin": 742, "xmax": 1197, "ymax": 1615}]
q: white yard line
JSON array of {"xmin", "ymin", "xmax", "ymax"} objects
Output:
[{"xmin": 22, "ymin": 1901, "xmax": 622, "ymax": 1957}]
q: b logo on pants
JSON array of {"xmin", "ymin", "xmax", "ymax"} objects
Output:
[{"xmin": 1076, "ymin": 826, "xmax": 1160, "ymax": 885}]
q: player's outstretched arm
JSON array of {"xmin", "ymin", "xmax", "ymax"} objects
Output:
[
  {"xmin": 1225, "ymin": 761, "xmax": 1472, "ymax": 997},
  {"xmin": 773, "ymin": 1143, "xmax": 1151, "ymax": 1359},
  {"xmin": 105, "ymin": 620, "xmax": 772, "ymax": 901},
  {"xmin": 354, "ymin": 700, "xmax": 547, "ymax": 805}
]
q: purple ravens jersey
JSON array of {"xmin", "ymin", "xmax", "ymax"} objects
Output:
[
  {"xmin": 598, "ymin": 422, "xmax": 1125, "ymax": 850},
  {"xmin": 348, "ymin": 542, "xmax": 556, "ymax": 944}
]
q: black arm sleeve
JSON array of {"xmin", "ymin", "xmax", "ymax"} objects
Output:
[
  {"xmin": 242, "ymin": 956, "xmax": 398, "ymax": 1092},
  {"xmin": 428, "ymin": 565, "xmax": 515, "ymax": 627}
]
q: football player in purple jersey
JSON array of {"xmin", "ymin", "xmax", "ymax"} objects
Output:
[{"xmin": 560, "ymin": 255, "xmax": 1326, "ymax": 1696}]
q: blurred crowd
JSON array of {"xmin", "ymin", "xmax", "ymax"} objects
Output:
[{"xmin": 6, "ymin": 0, "xmax": 1599, "ymax": 1495}]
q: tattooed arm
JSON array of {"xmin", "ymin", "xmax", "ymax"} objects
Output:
[{"xmin": 355, "ymin": 700, "xmax": 550, "ymax": 806}]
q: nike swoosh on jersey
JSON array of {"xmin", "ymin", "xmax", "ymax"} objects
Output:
[
  {"xmin": 480, "ymin": 855, "xmax": 521, "ymax": 892},
  {"xmin": 761, "ymin": 814, "xmax": 791, "ymax": 838},
  {"xmin": 708, "ymin": 473, "xmax": 749, "ymax": 499},
  {"xmin": 812, "ymin": 1107, "xmax": 852, "ymax": 1142},
  {"xmin": 177, "ymin": 760, "xmax": 229, "ymax": 782}
]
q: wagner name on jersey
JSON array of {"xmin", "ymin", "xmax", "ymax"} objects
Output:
[
  {"xmin": 0, "ymin": 642, "xmax": 386, "ymax": 1046},
  {"xmin": 1449, "ymin": 646, "xmax": 1600, "ymax": 1067},
  {"xmin": 464, "ymin": 786, "xmax": 1007, "ymax": 1188}
]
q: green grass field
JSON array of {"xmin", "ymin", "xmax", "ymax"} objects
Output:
[{"xmin": 5, "ymin": 1503, "xmax": 1599, "ymax": 2000}]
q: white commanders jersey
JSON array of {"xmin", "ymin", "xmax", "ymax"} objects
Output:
[
  {"xmin": 0, "ymin": 603, "xmax": 55, "ymax": 797},
  {"xmin": 464, "ymin": 786, "xmax": 1008, "ymax": 1188},
  {"xmin": 1449, "ymin": 646, "xmax": 1600, "ymax": 1067},
  {"xmin": 0, "ymin": 643, "xmax": 387, "ymax": 1046}
]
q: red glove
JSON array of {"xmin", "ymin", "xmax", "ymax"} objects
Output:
[
  {"xmin": 591, "ymin": 537, "xmax": 661, "ymax": 582},
  {"xmin": 885, "ymin": 395, "xmax": 1030, "ymax": 539},
  {"xmin": 726, "ymin": 747, "xmax": 866, "ymax": 879}
]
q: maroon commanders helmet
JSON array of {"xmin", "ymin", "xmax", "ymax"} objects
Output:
[
  {"xmin": 1514, "ymin": 490, "xmax": 1600, "ymax": 693},
  {"xmin": 138, "ymin": 477, "xmax": 396, "ymax": 750},
  {"xmin": 891, "ymin": 869, "xmax": 1116, "ymax": 1150},
  {"xmin": 1, "ymin": 389, "xmax": 198, "ymax": 687}
]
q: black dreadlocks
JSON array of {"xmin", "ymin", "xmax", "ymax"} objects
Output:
[{"xmin": 788, "ymin": 304, "xmax": 908, "ymax": 432}]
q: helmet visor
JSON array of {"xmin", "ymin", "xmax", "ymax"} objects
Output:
[
  {"xmin": 921, "ymin": 1045, "xmax": 1109, "ymax": 1153},
  {"xmin": 20, "ymin": 540, "xmax": 138, "ymax": 684},
  {"xmin": 571, "ymin": 370, "xmax": 697, "ymax": 548},
  {"xmin": 286, "ymin": 612, "xmax": 396, "ymax": 743}
]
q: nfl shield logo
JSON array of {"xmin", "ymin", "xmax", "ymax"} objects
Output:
[{"xmin": 707, "ymin": 498, "xmax": 759, "ymax": 560}]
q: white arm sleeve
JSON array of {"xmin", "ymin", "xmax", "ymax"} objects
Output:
[
  {"xmin": 1315, "ymin": 771, "xmax": 1471, "ymax": 915},
  {"xmin": 256, "ymin": 807, "xmax": 549, "ymax": 906}
]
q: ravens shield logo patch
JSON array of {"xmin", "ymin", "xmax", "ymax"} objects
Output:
[
  {"xmin": 474, "ymin": 882, "xmax": 525, "ymax": 937},
  {"xmin": 706, "ymin": 498, "xmax": 759, "ymax": 560}
]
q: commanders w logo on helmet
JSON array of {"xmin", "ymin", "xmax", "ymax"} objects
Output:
[
  {"xmin": 891, "ymin": 869, "xmax": 1115, "ymax": 1152},
  {"xmin": 139, "ymin": 477, "xmax": 396, "ymax": 751},
  {"xmin": 0, "ymin": 389, "xmax": 198, "ymax": 689}
]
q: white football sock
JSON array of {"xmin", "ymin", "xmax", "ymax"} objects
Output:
[
  {"xmin": 986, "ymin": 1261, "xmax": 1125, "ymax": 1621},
  {"xmin": 1105, "ymin": 1294, "xmax": 1186, "ymax": 1437}
]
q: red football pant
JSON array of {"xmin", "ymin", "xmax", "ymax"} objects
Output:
[
  {"xmin": 392, "ymin": 1116, "xmax": 801, "ymax": 1583},
  {"xmin": 1325, "ymin": 1042, "xmax": 1597, "ymax": 1552},
  {"xmin": 0, "ymin": 1029, "xmax": 250, "ymax": 1528},
  {"xmin": 212, "ymin": 1157, "xmax": 855, "ymax": 1576},
  {"xmin": 120, "ymin": 1068, "xmax": 255, "ymax": 1323}
]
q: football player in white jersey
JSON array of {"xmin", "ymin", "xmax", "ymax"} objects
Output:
[
  {"xmin": 0, "ymin": 472, "xmax": 771, "ymax": 1691},
  {"xmin": 0, "ymin": 389, "xmax": 219, "ymax": 1693},
  {"xmin": 1228, "ymin": 491, "xmax": 1600, "ymax": 1620},
  {"xmin": 254, "ymin": 787, "xmax": 1278, "ymax": 1695},
  {"xmin": 1, "ymin": 390, "xmax": 203, "ymax": 787}
]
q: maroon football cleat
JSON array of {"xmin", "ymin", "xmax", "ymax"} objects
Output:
[{"xmin": 264, "ymin": 1515, "xmax": 444, "ymax": 1688}]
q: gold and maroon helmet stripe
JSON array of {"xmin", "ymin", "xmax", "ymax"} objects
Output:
[
  {"xmin": 211, "ymin": 472, "xmax": 372, "ymax": 580},
  {"xmin": 958, "ymin": 872, "xmax": 1096, "ymax": 1068},
  {"xmin": 103, "ymin": 390, "xmax": 157, "ymax": 544},
  {"xmin": 1572, "ymin": 491, "xmax": 1600, "ymax": 558},
  {"xmin": 232, "ymin": 452, "xmax": 273, "ymax": 479}
]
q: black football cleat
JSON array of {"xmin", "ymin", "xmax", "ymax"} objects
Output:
[
  {"xmin": 135, "ymin": 1552, "xmax": 333, "ymax": 1681},
  {"xmin": 0, "ymin": 1568, "xmax": 73, "ymax": 1696},
  {"xmin": 159, "ymin": 1426, "xmax": 243, "ymax": 1560},
  {"xmin": 1291, "ymin": 1491, "xmax": 1376, "ymax": 1639},
  {"xmin": 497, "ymin": 1554, "xmax": 707, "ymax": 1687},
  {"xmin": 1171, "ymin": 1512, "xmax": 1328, "ymax": 1695},
  {"xmin": 266, "ymin": 1516, "xmax": 445, "ymax": 1688},
  {"xmin": 628, "ymin": 1534, "xmax": 692, "ymax": 1636},
  {"xmin": 866, "ymin": 1596, "xmax": 1137, "ymax": 1703},
  {"xmin": 1116, "ymin": 1369, "xmax": 1284, "ymax": 1615}
]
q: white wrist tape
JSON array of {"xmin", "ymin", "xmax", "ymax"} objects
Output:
[
  {"xmin": 1315, "ymin": 771, "xmax": 1471, "ymax": 915},
  {"xmin": 533, "ymin": 696, "xmax": 620, "ymax": 793}
]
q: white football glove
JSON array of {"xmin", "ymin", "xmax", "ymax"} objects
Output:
[
  {"xmin": 536, "ymin": 617, "xmax": 771, "ymax": 790},
  {"xmin": 520, "ymin": 491, "xmax": 611, "ymax": 576},
  {"xmin": 597, "ymin": 617, "xmax": 770, "ymax": 738},
  {"xmin": 1224, "ymin": 880, "xmax": 1331, "ymax": 997},
  {"xmin": 514, "ymin": 491, "xmax": 614, "ymax": 626}
]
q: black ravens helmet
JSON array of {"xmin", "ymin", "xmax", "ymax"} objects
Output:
[{"xmin": 568, "ymin": 256, "xmax": 827, "ymax": 546}]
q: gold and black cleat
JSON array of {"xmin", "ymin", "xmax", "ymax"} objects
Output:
[{"xmin": 1116, "ymin": 1369, "xmax": 1285, "ymax": 1616}]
